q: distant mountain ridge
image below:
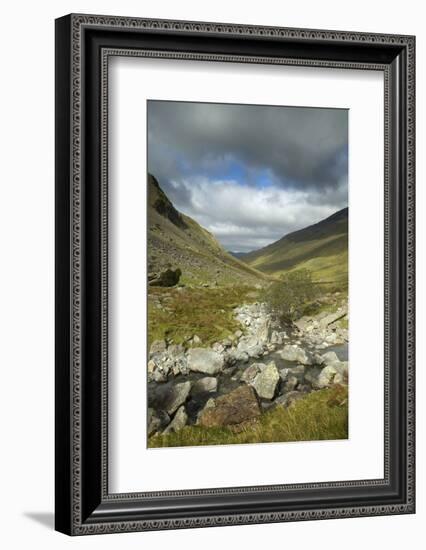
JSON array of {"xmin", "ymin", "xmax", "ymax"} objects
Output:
[
  {"xmin": 147, "ymin": 174, "xmax": 265, "ymax": 286},
  {"xmin": 242, "ymin": 207, "xmax": 348, "ymax": 284}
]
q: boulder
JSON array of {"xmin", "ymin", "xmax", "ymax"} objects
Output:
[
  {"xmin": 333, "ymin": 361, "xmax": 349, "ymax": 384},
  {"xmin": 251, "ymin": 361, "xmax": 280, "ymax": 400},
  {"xmin": 187, "ymin": 348, "xmax": 225, "ymax": 375},
  {"xmin": 149, "ymin": 340, "xmax": 167, "ymax": 356},
  {"xmin": 226, "ymin": 348, "xmax": 249, "ymax": 364},
  {"xmin": 279, "ymin": 368, "xmax": 290, "ymax": 382},
  {"xmin": 197, "ymin": 385, "xmax": 261, "ymax": 428},
  {"xmin": 274, "ymin": 391, "xmax": 306, "ymax": 408},
  {"xmin": 147, "ymin": 408, "xmax": 170, "ymax": 436},
  {"xmin": 162, "ymin": 381, "xmax": 192, "ymax": 415},
  {"xmin": 149, "ymin": 268, "xmax": 182, "ymax": 287},
  {"xmin": 237, "ymin": 337, "xmax": 264, "ymax": 358},
  {"xmin": 304, "ymin": 366, "xmax": 322, "ymax": 386},
  {"xmin": 318, "ymin": 306, "xmax": 348, "ymax": 328},
  {"xmin": 315, "ymin": 365, "xmax": 338, "ymax": 389},
  {"xmin": 163, "ymin": 406, "xmax": 188, "ymax": 434},
  {"xmin": 191, "ymin": 377, "xmax": 218, "ymax": 395},
  {"xmin": 167, "ymin": 343, "xmax": 185, "ymax": 357},
  {"xmin": 283, "ymin": 375, "xmax": 299, "ymax": 392},
  {"xmin": 153, "ymin": 369, "xmax": 167, "ymax": 383},
  {"xmin": 287, "ymin": 364, "xmax": 306, "ymax": 382},
  {"xmin": 270, "ymin": 330, "xmax": 287, "ymax": 345},
  {"xmin": 241, "ymin": 363, "xmax": 261, "ymax": 384},
  {"xmin": 279, "ymin": 344, "xmax": 312, "ymax": 365}
]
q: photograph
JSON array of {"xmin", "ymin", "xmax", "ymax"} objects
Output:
[{"xmin": 146, "ymin": 100, "xmax": 349, "ymax": 448}]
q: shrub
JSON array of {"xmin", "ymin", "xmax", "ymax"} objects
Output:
[{"xmin": 262, "ymin": 268, "xmax": 319, "ymax": 322}]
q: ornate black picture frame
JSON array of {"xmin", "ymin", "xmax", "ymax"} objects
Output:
[{"xmin": 55, "ymin": 14, "xmax": 415, "ymax": 535}]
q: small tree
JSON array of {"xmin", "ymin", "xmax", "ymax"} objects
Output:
[{"xmin": 263, "ymin": 268, "xmax": 319, "ymax": 322}]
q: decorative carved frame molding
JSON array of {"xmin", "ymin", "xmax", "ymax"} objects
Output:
[{"xmin": 55, "ymin": 14, "xmax": 415, "ymax": 535}]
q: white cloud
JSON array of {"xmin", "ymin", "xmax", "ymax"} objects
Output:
[{"xmin": 167, "ymin": 177, "xmax": 346, "ymax": 252}]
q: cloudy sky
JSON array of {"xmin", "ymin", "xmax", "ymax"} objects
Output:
[{"xmin": 147, "ymin": 100, "xmax": 348, "ymax": 253}]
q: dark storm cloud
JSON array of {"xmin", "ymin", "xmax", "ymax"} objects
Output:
[
  {"xmin": 147, "ymin": 100, "xmax": 348, "ymax": 252},
  {"xmin": 148, "ymin": 100, "xmax": 348, "ymax": 191}
]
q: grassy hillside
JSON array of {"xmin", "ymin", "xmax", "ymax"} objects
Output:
[
  {"xmin": 242, "ymin": 208, "xmax": 348, "ymax": 287},
  {"xmin": 148, "ymin": 174, "xmax": 266, "ymax": 287}
]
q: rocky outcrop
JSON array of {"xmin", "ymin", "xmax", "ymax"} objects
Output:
[
  {"xmin": 293, "ymin": 304, "xmax": 348, "ymax": 349},
  {"xmin": 197, "ymin": 385, "xmax": 261, "ymax": 428}
]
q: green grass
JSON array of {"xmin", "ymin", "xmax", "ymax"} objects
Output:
[
  {"xmin": 148, "ymin": 385, "xmax": 348, "ymax": 448},
  {"xmin": 243, "ymin": 208, "xmax": 348, "ymax": 285},
  {"xmin": 148, "ymin": 285, "xmax": 259, "ymax": 348}
]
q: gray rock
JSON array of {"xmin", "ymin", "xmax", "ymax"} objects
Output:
[
  {"xmin": 332, "ymin": 361, "xmax": 349, "ymax": 384},
  {"xmin": 147, "ymin": 408, "xmax": 170, "ymax": 436},
  {"xmin": 192, "ymin": 334, "xmax": 202, "ymax": 345},
  {"xmin": 279, "ymin": 368, "xmax": 290, "ymax": 382},
  {"xmin": 318, "ymin": 306, "xmax": 348, "ymax": 328},
  {"xmin": 167, "ymin": 343, "xmax": 185, "ymax": 357},
  {"xmin": 237, "ymin": 336, "xmax": 263, "ymax": 357},
  {"xmin": 241, "ymin": 364, "xmax": 261, "ymax": 384},
  {"xmin": 147, "ymin": 359, "xmax": 156, "ymax": 374},
  {"xmin": 315, "ymin": 365, "xmax": 338, "ymax": 388},
  {"xmin": 149, "ymin": 340, "xmax": 167, "ymax": 356},
  {"xmin": 187, "ymin": 348, "xmax": 225, "ymax": 375},
  {"xmin": 279, "ymin": 344, "xmax": 312, "ymax": 365},
  {"xmin": 153, "ymin": 369, "xmax": 167, "ymax": 383},
  {"xmin": 251, "ymin": 361, "xmax": 280, "ymax": 400},
  {"xmin": 191, "ymin": 377, "xmax": 218, "ymax": 395},
  {"xmin": 288, "ymin": 364, "xmax": 306, "ymax": 382},
  {"xmin": 304, "ymin": 366, "xmax": 322, "ymax": 385},
  {"xmin": 274, "ymin": 391, "xmax": 306, "ymax": 408},
  {"xmin": 226, "ymin": 348, "xmax": 249, "ymax": 364},
  {"xmin": 163, "ymin": 406, "xmax": 188, "ymax": 434},
  {"xmin": 270, "ymin": 330, "xmax": 287, "ymax": 345},
  {"xmin": 311, "ymin": 352, "xmax": 325, "ymax": 365},
  {"xmin": 283, "ymin": 375, "xmax": 299, "ymax": 392},
  {"xmin": 212, "ymin": 342, "xmax": 225, "ymax": 354},
  {"xmin": 163, "ymin": 381, "xmax": 192, "ymax": 415}
]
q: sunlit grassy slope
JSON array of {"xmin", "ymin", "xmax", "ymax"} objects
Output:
[
  {"xmin": 242, "ymin": 208, "xmax": 348, "ymax": 287},
  {"xmin": 148, "ymin": 285, "xmax": 259, "ymax": 348}
]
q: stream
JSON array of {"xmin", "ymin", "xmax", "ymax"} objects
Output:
[{"xmin": 148, "ymin": 341, "xmax": 348, "ymax": 424}]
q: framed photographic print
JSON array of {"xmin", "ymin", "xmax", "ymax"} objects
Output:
[{"xmin": 55, "ymin": 14, "xmax": 415, "ymax": 535}]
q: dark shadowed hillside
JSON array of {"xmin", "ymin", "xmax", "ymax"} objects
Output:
[{"xmin": 147, "ymin": 174, "xmax": 266, "ymax": 286}]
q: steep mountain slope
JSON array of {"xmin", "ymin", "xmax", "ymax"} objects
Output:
[
  {"xmin": 147, "ymin": 174, "xmax": 265, "ymax": 286},
  {"xmin": 242, "ymin": 208, "xmax": 348, "ymax": 285}
]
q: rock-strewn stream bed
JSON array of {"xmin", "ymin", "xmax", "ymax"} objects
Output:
[{"xmin": 148, "ymin": 301, "xmax": 348, "ymax": 438}]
